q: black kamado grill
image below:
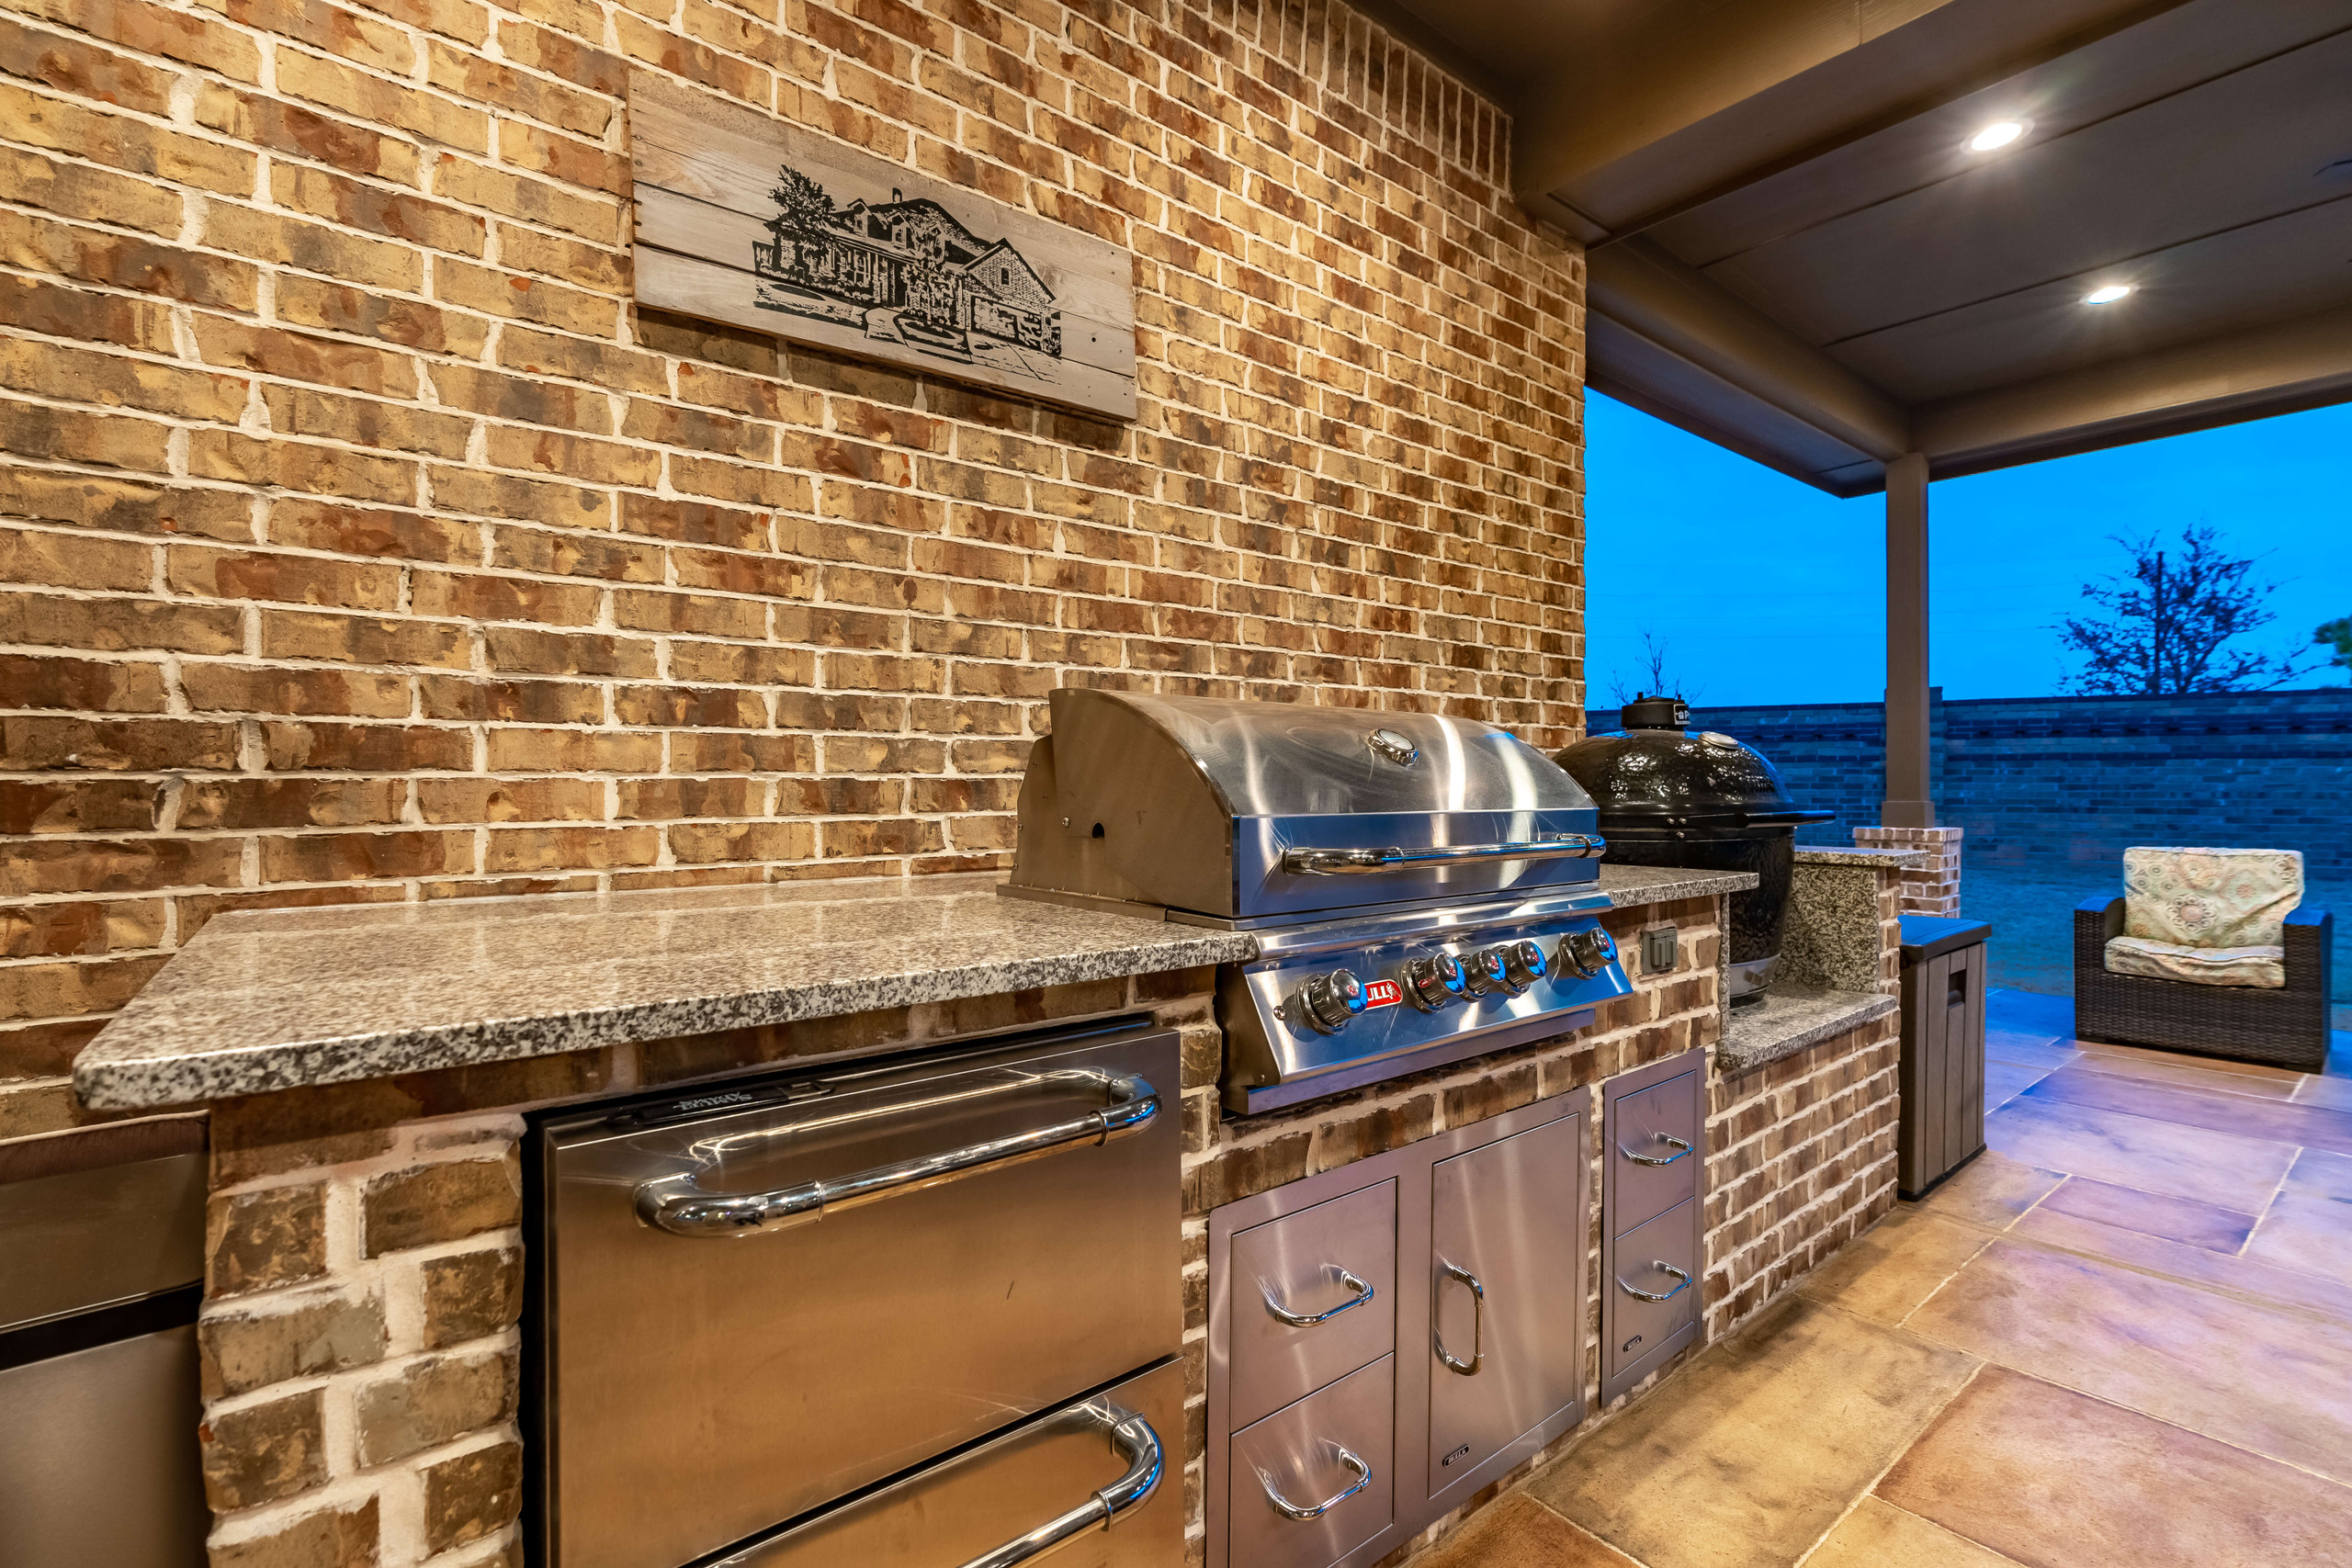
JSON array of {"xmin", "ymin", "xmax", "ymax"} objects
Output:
[{"xmin": 1555, "ymin": 695, "xmax": 1833, "ymax": 1002}]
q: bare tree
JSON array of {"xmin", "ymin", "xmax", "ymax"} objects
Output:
[
  {"xmin": 1605, "ymin": 632, "xmax": 1701, "ymax": 706},
  {"xmin": 2057, "ymin": 525, "xmax": 2320, "ymax": 694},
  {"xmin": 2319, "ymin": 615, "xmax": 2352, "ymax": 684}
]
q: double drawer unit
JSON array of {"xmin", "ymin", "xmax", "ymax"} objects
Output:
[
  {"xmin": 1600, "ymin": 1048, "xmax": 1707, "ymax": 1404},
  {"xmin": 1206, "ymin": 1097, "xmax": 1589, "ymax": 1568}
]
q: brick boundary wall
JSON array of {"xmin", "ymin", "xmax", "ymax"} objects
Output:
[
  {"xmin": 1683, "ymin": 689, "xmax": 2352, "ymax": 867},
  {"xmin": 0, "ymin": 0, "xmax": 1590, "ymax": 1148}
]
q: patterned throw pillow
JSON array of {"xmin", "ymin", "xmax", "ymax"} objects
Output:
[{"xmin": 2122, "ymin": 847, "xmax": 2302, "ymax": 950}]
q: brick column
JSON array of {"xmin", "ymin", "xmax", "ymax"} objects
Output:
[{"xmin": 1852, "ymin": 824, "xmax": 1963, "ymax": 916}]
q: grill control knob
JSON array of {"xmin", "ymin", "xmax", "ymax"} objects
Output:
[
  {"xmin": 1461, "ymin": 947, "xmax": 1510, "ymax": 998},
  {"xmin": 1298, "ymin": 969, "xmax": 1366, "ymax": 1033},
  {"xmin": 1404, "ymin": 952, "xmax": 1467, "ymax": 1010},
  {"xmin": 1497, "ymin": 940, "xmax": 1548, "ymax": 994},
  {"xmin": 1558, "ymin": 927, "xmax": 1616, "ymax": 980}
]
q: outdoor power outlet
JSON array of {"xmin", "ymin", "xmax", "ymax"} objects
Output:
[{"xmin": 1642, "ymin": 925, "xmax": 1679, "ymax": 975}]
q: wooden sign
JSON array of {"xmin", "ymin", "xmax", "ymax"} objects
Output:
[{"xmin": 627, "ymin": 72, "xmax": 1138, "ymax": 421}]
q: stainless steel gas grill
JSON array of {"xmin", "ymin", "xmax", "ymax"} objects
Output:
[{"xmin": 1005, "ymin": 690, "xmax": 1634, "ymax": 1112}]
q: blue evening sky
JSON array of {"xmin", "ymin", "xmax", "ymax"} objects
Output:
[{"xmin": 1582, "ymin": 392, "xmax": 2352, "ymax": 708}]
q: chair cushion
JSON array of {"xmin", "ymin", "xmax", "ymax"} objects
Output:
[
  {"xmin": 2122, "ymin": 847, "xmax": 2302, "ymax": 950},
  {"xmin": 2106, "ymin": 936, "xmax": 2286, "ymax": 989}
]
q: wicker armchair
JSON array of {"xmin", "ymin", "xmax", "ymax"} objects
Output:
[{"xmin": 2075, "ymin": 895, "xmax": 2332, "ymax": 1071}]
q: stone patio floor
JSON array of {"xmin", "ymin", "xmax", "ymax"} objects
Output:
[{"xmin": 1416, "ymin": 990, "xmax": 2352, "ymax": 1568}]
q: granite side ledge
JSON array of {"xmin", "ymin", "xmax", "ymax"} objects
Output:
[
  {"xmin": 1718, "ymin": 987, "xmax": 1899, "ymax": 1074},
  {"xmin": 1795, "ymin": 846, "xmax": 1932, "ymax": 870},
  {"xmin": 73, "ymin": 874, "xmax": 1257, "ymax": 1111},
  {"xmin": 1594, "ymin": 863, "xmax": 1758, "ymax": 907}
]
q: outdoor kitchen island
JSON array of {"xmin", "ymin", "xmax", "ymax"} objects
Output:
[{"xmin": 70, "ymin": 860, "xmax": 1913, "ymax": 1568}]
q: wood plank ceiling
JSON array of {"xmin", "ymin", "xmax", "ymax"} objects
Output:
[{"xmin": 1363, "ymin": 0, "xmax": 2352, "ymax": 493}]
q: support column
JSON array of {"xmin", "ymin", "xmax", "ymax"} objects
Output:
[{"xmin": 1881, "ymin": 452, "xmax": 1934, "ymax": 829}]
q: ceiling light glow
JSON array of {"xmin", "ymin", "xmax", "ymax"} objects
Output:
[
  {"xmin": 1967, "ymin": 120, "xmax": 2027, "ymax": 152},
  {"xmin": 2083, "ymin": 285, "xmax": 2133, "ymax": 305}
]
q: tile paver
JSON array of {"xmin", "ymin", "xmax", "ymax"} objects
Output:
[{"xmin": 1409, "ymin": 997, "xmax": 2352, "ymax": 1568}]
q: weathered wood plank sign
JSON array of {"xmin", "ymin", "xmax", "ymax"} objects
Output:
[{"xmin": 628, "ymin": 72, "xmax": 1138, "ymax": 420}]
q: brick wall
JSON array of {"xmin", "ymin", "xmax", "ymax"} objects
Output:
[
  {"xmin": 1702, "ymin": 1014, "xmax": 1899, "ymax": 1336},
  {"xmin": 0, "ymin": 0, "xmax": 1589, "ymax": 1145},
  {"xmin": 1689, "ymin": 688, "xmax": 2352, "ymax": 866}
]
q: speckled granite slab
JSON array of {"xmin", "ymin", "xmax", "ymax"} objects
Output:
[
  {"xmin": 74, "ymin": 874, "xmax": 1258, "ymax": 1110},
  {"xmin": 1594, "ymin": 864, "xmax": 1757, "ymax": 907},
  {"xmin": 1718, "ymin": 987, "xmax": 1899, "ymax": 1074},
  {"xmin": 1794, "ymin": 846, "xmax": 1932, "ymax": 869}
]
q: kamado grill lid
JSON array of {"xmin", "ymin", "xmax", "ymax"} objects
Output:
[{"xmin": 1553, "ymin": 695, "xmax": 1832, "ymax": 832}]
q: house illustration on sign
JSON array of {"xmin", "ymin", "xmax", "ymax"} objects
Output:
[{"xmin": 752, "ymin": 170, "xmax": 1063, "ymax": 378}]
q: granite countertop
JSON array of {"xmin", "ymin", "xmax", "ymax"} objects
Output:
[
  {"xmin": 74, "ymin": 874, "xmax": 1258, "ymax": 1111},
  {"xmin": 1594, "ymin": 864, "xmax": 1758, "ymax": 906},
  {"xmin": 1794, "ymin": 846, "xmax": 1933, "ymax": 870},
  {"xmin": 1717, "ymin": 986, "xmax": 1901, "ymax": 1074}
]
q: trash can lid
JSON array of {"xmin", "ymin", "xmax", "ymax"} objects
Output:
[{"xmin": 1900, "ymin": 915, "xmax": 1991, "ymax": 964}]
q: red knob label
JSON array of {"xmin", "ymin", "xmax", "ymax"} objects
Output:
[{"xmin": 1361, "ymin": 979, "xmax": 1403, "ymax": 1010}]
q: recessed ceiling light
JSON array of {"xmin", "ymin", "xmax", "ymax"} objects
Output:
[
  {"xmin": 1967, "ymin": 120, "xmax": 2028, "ymax": 152},
  {"xmin": 2083, "ymin": 284, "xmax": 2132, "ymax": 304}
]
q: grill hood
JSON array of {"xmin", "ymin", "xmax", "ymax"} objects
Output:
[{"xmin": 1008, "ymin": 689, "xmax": 1602, "ymax": 921}]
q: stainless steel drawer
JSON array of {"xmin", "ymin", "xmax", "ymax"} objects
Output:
[
  {"xmin": 0, "ymin": 1325, "xmax": 208, "ymax": 1567},
  {"xmin": 1609, "ymin": 1068, "xmax": 1701, "ymax": 1236},
  {"xmin": 537, "ymin": 1023, "xmax": 1182, "ymax": 1568},
  {"xmin": 1609, "ymin": 1196, "xmax": 1701, "ymax": 1370},
  {"xmin": 1229, "ymin": 1179, "xmax": 1396, "ymax": 1429},
  {"xmin": 719, "ymin": 1357, "xmax": 1184, "ymax": 1568},
  {"xmin": 1229, "ymin": 1356, "xmax": 1396, "ymax": 1568}
]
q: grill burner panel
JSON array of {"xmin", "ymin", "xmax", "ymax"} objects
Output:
[
  {"xmin": 1006, "ymin": 691, "xmax": 1630, "ymax": 1115},
  {"xmin": 1212, "ymin": 893, "xmax": 1632, "ymax": 1113}
]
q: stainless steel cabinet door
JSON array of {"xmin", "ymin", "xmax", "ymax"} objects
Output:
[{"xmin": 1425, "ymin": 1111, "xmax": 1586, "ymax": 1497}]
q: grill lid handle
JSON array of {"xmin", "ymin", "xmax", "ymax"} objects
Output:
[
  {"xmin": 634, "ymin": 1068, "xmax": 1159, "ymax": 1237},
  {"xmin": 1283, "ymin": 835, "xmax": 1606, "ymax": 875}
]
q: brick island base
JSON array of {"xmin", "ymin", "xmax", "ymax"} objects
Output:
[{"xmin": 191, "ymin": 891, "xmax": 1896, "ymax": 1567}]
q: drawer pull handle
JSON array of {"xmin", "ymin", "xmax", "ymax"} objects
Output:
[
  {"xmin": 1257, "ymin": 1443, "xmax": 1373, "ymax": 1521},
  {"xmin": 1262, "ymin": 1269, "xmax": 1374, "ymax": 1328},
  {"xmin": 1433, "ymin": 1259, "xmax": 1485, "ymax": 1376},
  {"xmin": 1620, "ymin": 1132, "xmax": 1693, "ymax": 1167},
  {"xmin": 1618, "ymin": 1260, "xmax": 1693, "ymax": 1303},
  {"xmin": 955, "ymin": 1401, "xmax": 1164, "ymax": 1568},
  {"xmin": 634, "ymin": 1068, "xmax": 1159, "ymax": 1237}
]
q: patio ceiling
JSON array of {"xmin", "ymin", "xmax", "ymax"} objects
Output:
[{"xmin": 1363, "ymin": 0, "xmax": 2352, "ymax": 494}]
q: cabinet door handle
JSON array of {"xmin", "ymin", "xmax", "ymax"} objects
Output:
[
  {"xmin": 1618, "ymin": 1260, "xmax": 1692, "ymax": 1303},
  {"xmin": 1433, "ymin": 1259, "xmax": 1485, "ymax": 1376},
  {"xmin": 1256, "ymin": 1443, "xmax": 1372, "ymax": 1521},
  {"xmin": 1262, "ymin": 1268, "xmax": 1374, "ymax": 1328},
  {"xmin": 1619, "ymin": 1132, "xmax": 1692, "ymax": 1167}
]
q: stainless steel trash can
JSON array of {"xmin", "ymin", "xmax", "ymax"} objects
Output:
[
  {"xmin": 0, "ymin": 1118, "xmax": 210, "ymax": 1567},
  {"xmin": 1897, "ymin": 916, "xmax": 1991, "ymax": 1199}
]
